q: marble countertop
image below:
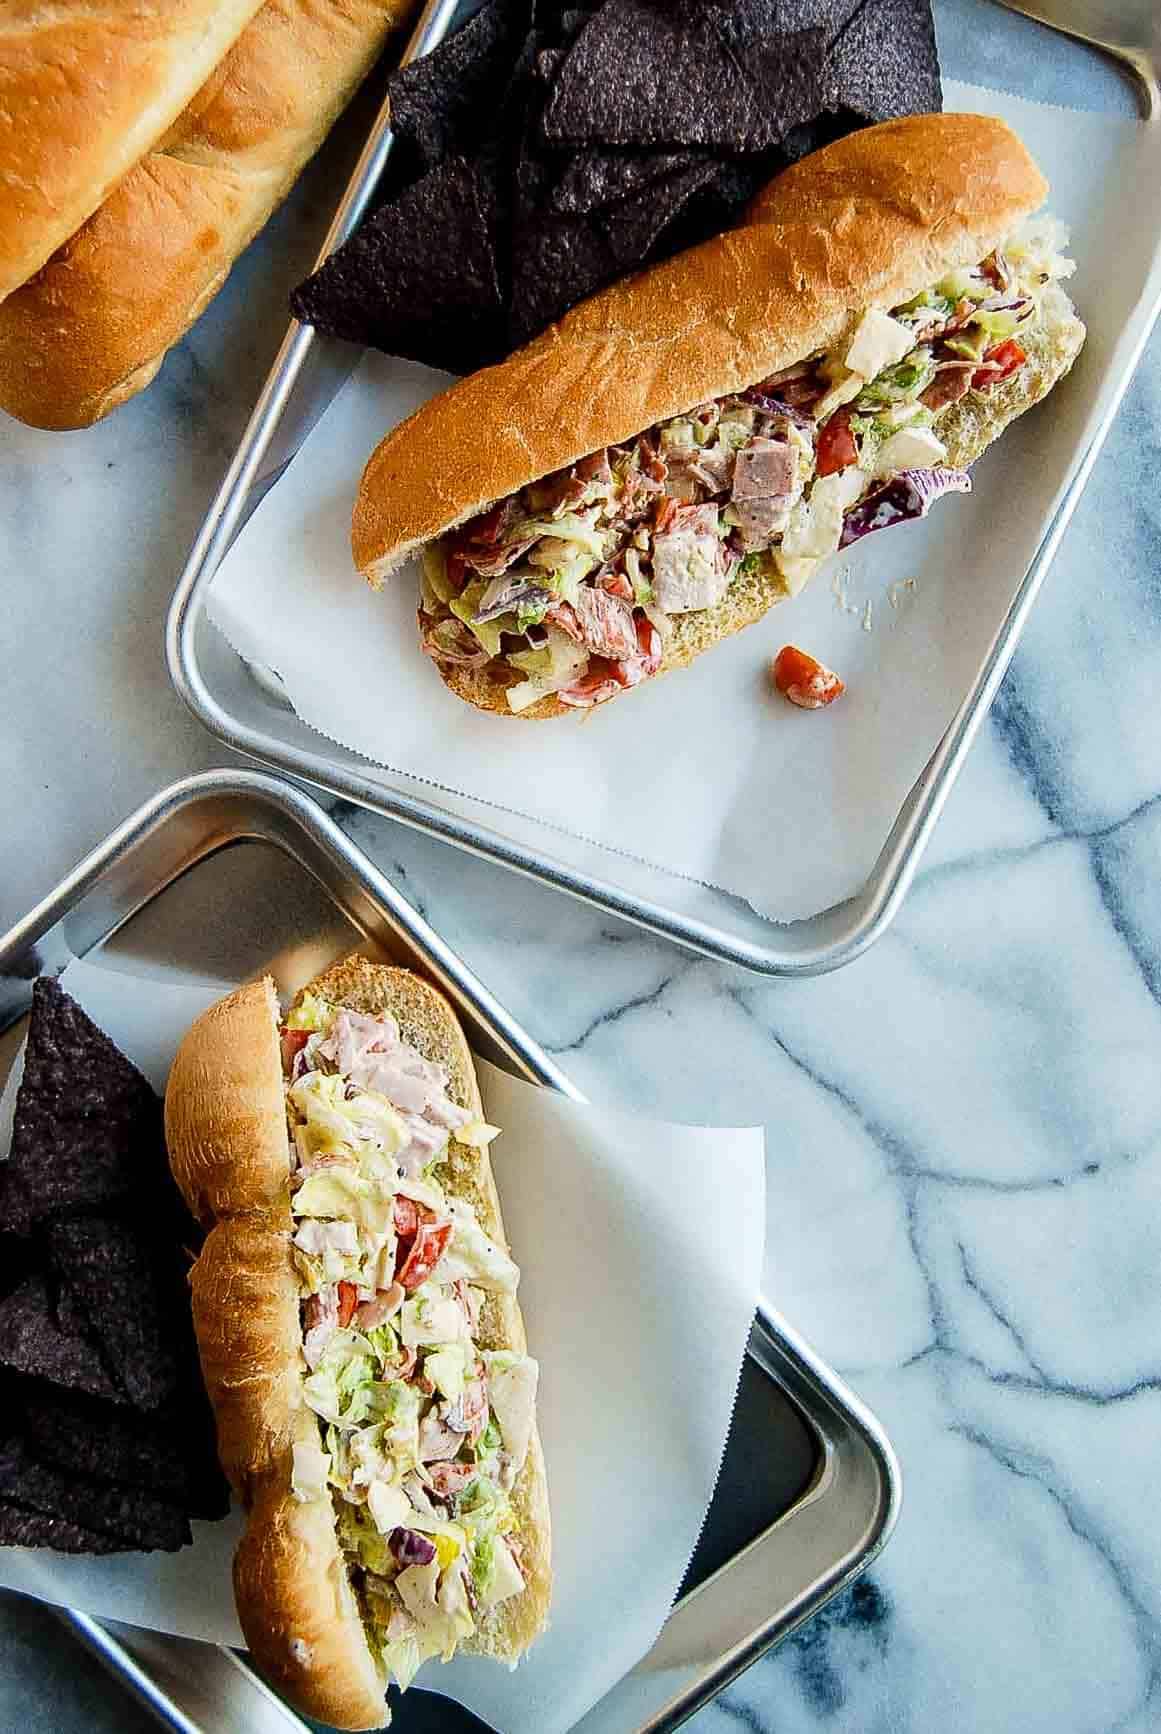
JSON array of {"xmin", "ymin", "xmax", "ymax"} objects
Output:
[{"xmin": 3, "ymin": 19, "xmax": 1161, "ymax": 1732}]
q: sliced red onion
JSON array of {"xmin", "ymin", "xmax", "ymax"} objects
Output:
[
  {"xmin": 979, "ymin": 295, "xmax": 1032, "ymax": 317},
  {"xmin": 388, "ymin": 1526, "xmax": 437, "ymax": 1568},
  {"xmin": 472, "ymin": 573, "xmax": 555, "ymax": 623},
  {"xmin": 839, "ymin": 468, "xmax": 971, "ymax": 548},
  {"xmin": 741, "ymin": 390, "xmax": 814, "ymax": 428}
]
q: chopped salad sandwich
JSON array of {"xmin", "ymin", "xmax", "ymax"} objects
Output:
[
  {"xmin": 351, "ymin": 114, "xmax": 1085, "ymax": 717},
  {"xmin": 164, "ymin": 957, "xmax": 550, "ymax": 1731}
]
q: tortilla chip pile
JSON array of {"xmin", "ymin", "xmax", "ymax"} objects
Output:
[
  {"xmin": 0, "ymin": 979, "xmax": 228, "ymax": 1554},
  {"xmin": 291, "ymin": 0, "xmax": 940, "ymax": 372}
]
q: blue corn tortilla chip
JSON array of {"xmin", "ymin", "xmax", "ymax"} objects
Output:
[
  {"xmin": 386, "ymin": 0, "xmax": 531, "ymax": 181},
  {"xmin": 0, "ymin": 1433, "xmax": 190, "ymax": 1552},
  {"xmin": 290, "ymin": 0, "xmax": 940, "ymax": 372},
  {"xmin": 292, "ymin": 155, "xmax": 507, "ymax": 373},
  {"xmin": 48, "ymin": 1213, "xmax": 181, "ymax": 1411},
  {"xmin": 0, "ymin": 978, "xmax": 163, "ymax": 1235},
  {"xmin": 16, "ymin": 1380, "xmax": 228, "ymax": 1518},
  {"xmin": 510, "ymin": 67, "xmax": 720, "ymax": 345},
  {"xmin": 643, "ymin": 147, "xmax": 786, "ymax": 258},
  {"xmin": 540, "ymin": 0, "xmax": 823, "ymax": 152},
  {"xmin": 549, "ymin": 145, "xmax": 711, "ymax": 215},
  {"xmin": 819, "ymin": 0, "xmax": 942, "ymax": 122},
  {"xmin": 0, "ymin": 1275, "xmax": 122, "ymax": 1401},
  {"xmin": 0, "ymin": 1500, "xmax": 123, "ymax": 1555}
]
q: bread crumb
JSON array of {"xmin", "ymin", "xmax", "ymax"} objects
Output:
[
  {"xmin": 887, "ymin": 577, "xmax": 919, "ymax": 611},
  {"xmin": 861, "ymin": 599, "xmax": 873, "ymax": 633}
]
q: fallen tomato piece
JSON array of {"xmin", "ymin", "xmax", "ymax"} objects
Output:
[{"xmin": 772, "ymin": 645, "xmax": 846, "ymax": 710}]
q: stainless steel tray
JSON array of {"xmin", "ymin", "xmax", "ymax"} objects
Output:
[
  {"xmin": 165, "ymin": 0, "xmax": 1161, "ymax": 975},
  {"xmin": 0, "ymin": 769, "xmax": 899, "ymax": 1734}
]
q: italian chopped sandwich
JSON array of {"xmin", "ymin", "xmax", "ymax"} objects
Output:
[
  {"xmin": 351, "ymin": 114, "xmax": 1086, "ymax": 716},
  {"xmin": 164, "ymin": 958, "xmax": 550, "ymax": 1731}
]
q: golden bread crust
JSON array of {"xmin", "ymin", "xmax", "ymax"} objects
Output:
[
  {"xmin": 0, "ymin": 0, "xmax": 414, "ymax": 428},
  {"xmin": 0, "ymin": 0, "xmax": 265, "ymax": 303}
]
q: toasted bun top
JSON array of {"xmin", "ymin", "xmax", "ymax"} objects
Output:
[
  {"xmin": 0, "ymin": 0, "xmax": 264, "ymax": 302},
  {"xmin": 352, "ymin": 113, "xmax": 1047, "ymax": 585}
]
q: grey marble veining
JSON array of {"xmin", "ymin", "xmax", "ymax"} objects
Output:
[{"xmin": 3, "ymin": 33, "xmax": 1161, "ymax": 1734}]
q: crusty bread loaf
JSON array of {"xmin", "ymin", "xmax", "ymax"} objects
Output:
[
  {"xmin": 0, "ymin": 0, "xmax": 414, "ymax": 430},
  {"xmin": 165, "ymin": 959, "xmax": 551, "ymax": 1731},
  {"xmin": 0, "ymin": 0, "xmax": 266, "ymax": 303}
]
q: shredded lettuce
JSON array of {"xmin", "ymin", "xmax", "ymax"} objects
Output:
[
  {"xmin": 365, "ymin": 1320, "xmax": 400, "ymax": 1369},
  {"xmin": 856, "ymin": 352, "xmax": 936, "ymax": 408},
  {"xmin": 449, "ymin": 584, "xmax": 511, "ymax": 657},
  {"xmin": 285, "ymin": 992, "xmax": 333, "ymax": 1034},
  {"xmin": 420, "ymin": 543, "xmax": 456, "ymax": 607},
  {"xmin": 936, "ymin": 265, "xmax": 991, "ymax": 302},
  {"xmin": 511, "ymin": 511, "xmax": 607, "ymax": 558},
  {"xmin": 292, "ymin": 1166, "xmax": 396, "ymax": 1241},
  {"xmin": 424, "ymin": 1343, "xmax": 469, "ymax": 1403},
  {"xmin": 289, "ymin": 1071, "xmax": 407, "ymax": 1169}
]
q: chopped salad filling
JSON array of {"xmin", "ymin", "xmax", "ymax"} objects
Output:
[
  {"xmin": 419, "ymin": 216, "xmax": 1075, "ymax": 711},
  {"xmin": 281, "ymin": 993, "xmax": 536, "ymax": 1693}
]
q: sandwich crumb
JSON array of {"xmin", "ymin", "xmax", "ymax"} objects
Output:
[{"xmin": 887, "ymin": 576, "xmax": 920, "ymax": 611}]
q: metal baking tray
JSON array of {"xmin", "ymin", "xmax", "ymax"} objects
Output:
[
  {"xmin": 165, "ymin": 0, "xmax": 1161, "ymax": 975},
  {"xmin": 0, "ymin": 769, "xmax": 899, "ymax": 1734}
]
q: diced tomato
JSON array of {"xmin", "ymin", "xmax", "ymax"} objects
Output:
[
  {"xmin": 772, "ymin": 645, "xmax": 845, "ymax": 711},
  {"xmin": 598, "ymin": 569, "xmax": 634, "ymax": 602},
  {"xmin": 972, "ymin": 339, "xmax": 1025, "ymax": 391},
  {"xmin": 633, "ymin": 614, "xmax": 662, "ymax": 676},
  {"xmin": 279, "ymin": 1027, "xmax": 309, "ymax": 1074},
  {"xmin": 336, "ymin": 1281, "xmax": 359, "ymax": 1329},
  {"xmin": 653, "ymin": 495, "xmax": 678, "ymax": 535},
  {"xmin": 815, "ymin": 409, "xmax": 859, "ymax": 476},
  {"xmin": 396, "ymin": 1219, "xmax": 453, "ymax": 1292},
  {"xmin": 393, "ymin": 1195, "xmax": 420, "ymax": 1238},
  {"xmin": 445, "ymin": 550, "xmax": 471, "ymax": 594}
]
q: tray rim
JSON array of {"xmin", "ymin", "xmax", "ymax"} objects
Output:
[
  {"xmin": 164, "ymin": 1, "xmax": 1161, "ymax": 975},
  {"xmin": 0, "ymin": 767, "xmax": 901, "ymax": 1734}
]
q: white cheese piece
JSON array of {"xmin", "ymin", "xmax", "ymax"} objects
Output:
[
  {"xmin": 400, "ymin": 1292, "xmax": 468, "ymax": 1347},
  {"xmin": 872, "ymin": 426, "xmax": 948, "ymax": 477},
  {"xmin": 368, "ymin": 1480, "xmax": 412, "ymax": 1535},
  {"xmin": 780, "ymin": 467, "xmax": 868, "ymax": 560},
  {"xmin": 812, "ymin": 369, "xmax": 864, "ymax": 422},
  {"xmin": 483, "ymin": 1351, "xmax": 538, "ymax": 1475},
  {"xmin": 773, "ymin": 551, "xmax": 821, "ymax": 595},
  {"xmin": 480, "ymin": 1535, "xmax": 526, "ymax": 1609},
  {"xmin": 845, "ymin": 308, "xmax": 915, "ymax": 379}
]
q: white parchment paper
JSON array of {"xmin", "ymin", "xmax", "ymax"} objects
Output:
[
  {"xmin": 0, "ymin": 956, "xmax": 765, "ymax": 1734},
  {"xmin": 206, "ymin": 82, "xmax": 1157, "ymax": 924}
]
